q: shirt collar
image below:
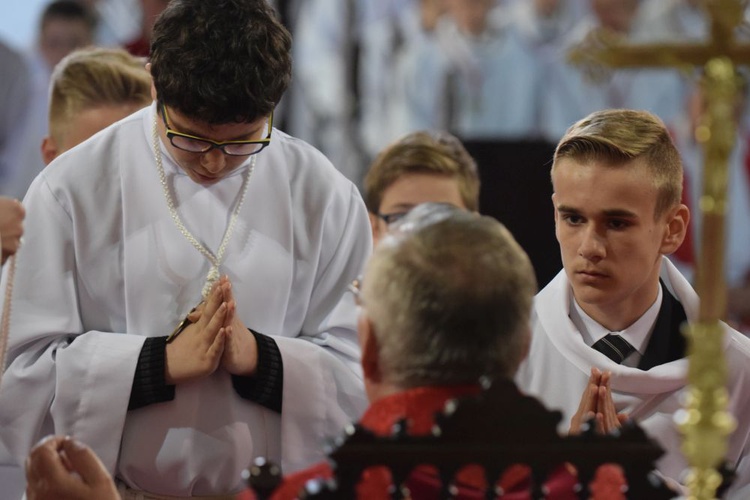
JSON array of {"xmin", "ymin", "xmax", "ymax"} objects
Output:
[{"xmin": 569, "ymin": 284, "xmax": 663, "ymax": 355}]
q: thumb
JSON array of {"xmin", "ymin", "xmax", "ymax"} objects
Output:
[{"xmin": 60, "ymin": 438, "xmax": 112, "ymax": 486}]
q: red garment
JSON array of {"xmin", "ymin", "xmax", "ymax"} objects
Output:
[
  {"xmin": 236, "ymin": 386, "xmax": 626, "ymax": 500},
  {"xmin": 125, "ymin": 36, "xmax": 150, "ymax": 57}
]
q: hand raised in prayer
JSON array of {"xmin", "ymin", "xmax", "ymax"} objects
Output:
[
  {"xmin": 164, "ymin": 282, "xmax": 227, "ymax": 384},
  {"xmin": 185, "ymin": 276, "xmax": 259, "ymax": 377},
  {"xmin": 0, "ymin": 197, "xmax": 24, "ymax": 264},
  {"xmin": 25, "ymin": 435, "xmax": 120, "ymax": 500},
  {"xmin": 569, "ymin": 367, "xmax": 628, "ymax": 435},
  {"xmin": 218, "ymin": 276, "xmax": 258, "ymax": 376}
]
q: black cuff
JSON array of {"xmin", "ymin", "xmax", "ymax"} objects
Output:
[
  {"xmin": 128, "ymin": 336, "xmax": 176, "ymax": 411},
  {"xmin": 232, "ymin": 331, "xmax": 283, "ymax": 413}
]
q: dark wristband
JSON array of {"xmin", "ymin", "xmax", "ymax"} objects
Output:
[
  {"xmin": 232, "ymin": 330, "xmax": 283, "ymax": 413},
  {"xmin": 128, "ymin": 336, "xmax": 176, "ymax": 410}
]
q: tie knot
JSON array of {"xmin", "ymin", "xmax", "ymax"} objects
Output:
[{"xmin": 592, "ymin": 334, "xmax": 635, "ymax": 364}]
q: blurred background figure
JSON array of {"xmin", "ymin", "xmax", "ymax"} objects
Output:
[
  {"xmin": 8, "ymin": 1, "xmax": 95, "ymax": 200},
  {"xmin": 0, "ymin": 41, "xmax": 31, "ymax": 197},
  {"xmin": 538, "ymin": 0, "xmax": 686, "ymax": 143},
  {"xmin": 502, "ymin": 0, "xmax": 585, "ymax": 52},
  {"xmin": 123, "ymin": 0, "xmax": 169, "ymax": 56},
  {"xmin": 398, "ymin": 0, "xmax": 541, "ymax": 141}
]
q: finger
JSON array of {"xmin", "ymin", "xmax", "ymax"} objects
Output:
[
  {"xmin": 597, "ymin": 385, "xmax": 615, "ymax": 432},
  {"xmin": 187, "ymin": 301, "xmax": 206, "ymax": 323},
  {"xmin": 591, "ymin": 366, "xmax": 602, "ymax": 385},
  {"xmin": 207, "ymin": 328, "xmax": 227, "ymax": 360},
  {"xmin": 26, "ymin": 440, "xmax": 83, "ymax": 496},
  {"xmin": 203, "ymin": 303, "xmax": 228, "ymax": 343},
  {"xmin": 617, "ymin": 413, "xmax": 630, "ymax": 425},
  {"xmin": 199, "ymin": 285, "xmax": 225, "ymax": 326},
  {"xmin": 223, "ymin": 300, "xmax": 236, "ymax": 330},
  {"xmin": 60, "ymin": 438, "xmax": 112, "ymax": 487},
  {"xmin": 596, "ymin": 412, "xmax": 605, "ymax": 434}
]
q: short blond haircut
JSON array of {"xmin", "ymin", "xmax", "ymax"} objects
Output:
[
  {"xmin": 48, "ymin": 47, "xmax": 152, "ymax": 145},
  {"xmin": 553, "ymin": 109, "xmax": 683, "ymax": 218},
  {"xmin": 363, "ymin": 131, "xmax": 481, "ymax": 213},
  {"xmin": 362, "ymin": 204, "xmax": 537, "ymax": 386}
]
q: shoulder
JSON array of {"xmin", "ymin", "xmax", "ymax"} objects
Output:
[{"xmin": 262, "ymin": 129, "xmax": 360, "ymax": 207}]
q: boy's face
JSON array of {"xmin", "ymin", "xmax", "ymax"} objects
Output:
[
  {"xmin": 158, "ymin": 105, "xmax": 270, "ymax": 185},
  {"xmin": 369, "ymin": 173, "xmax": 467, "ymax": 246},
  {"xmin": 40, "ymin": 18, "xmax": 92, "ymax": 68},
  {"xmin": 552, "ymin": 157, "xmax": 685, "ymax": 327}
]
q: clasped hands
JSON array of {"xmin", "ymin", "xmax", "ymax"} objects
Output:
[
  {"xmin": 25, "ymin": 435, "xmax": 119, "ymax": 500},
  {"xmin": 165, "ymin": 276, "xmax": 258, "ymax": 385},
  {"xmin": 569, "ymin": 367, "xmax": 629, "ymax": 436}
]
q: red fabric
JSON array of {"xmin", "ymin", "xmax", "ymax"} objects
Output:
[
  {"xmin": 236, "ymin": 386, "xmax": 626, "ymax": 499},
  {"xmin": 125, "ymin": 36, "xmax": 150, "ymax": 57}
]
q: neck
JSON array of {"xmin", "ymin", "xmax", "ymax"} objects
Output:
[
  {"xmin": 365, "ymin": 380, "xmax": 404, "ymax": 404},
  {"xmin": 574, "ymin": 261, "xmax": 663, "ymax": 332}
]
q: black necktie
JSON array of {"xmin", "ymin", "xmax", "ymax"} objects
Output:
[{"xmin": 592, "ymin": 334, "xmax": 635, "ymax": 364}]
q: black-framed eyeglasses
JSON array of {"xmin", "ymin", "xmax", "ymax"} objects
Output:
[
  {"xmin": 160, "ymin": 103, "xmax": 273, "ymax": 157},
  {"xmin": 376, "ymin": 211, "xmax": 408, "ymax": 226}
]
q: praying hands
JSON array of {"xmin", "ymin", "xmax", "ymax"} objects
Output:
[
  {"xmin": 165, "ymin": 276, "xmax": 258, "ymax": 384},
  {"xmin": 569, "ymin": 367, "xmax": 629, "ymax": 436}
]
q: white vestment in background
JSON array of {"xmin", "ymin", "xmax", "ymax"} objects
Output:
[
  {"xmin": 0, "ymin": 103, "xmax": 371, "ymax": 496},
  {"xmin": 516, "ymin": 258, "xmax": 750, "ymax": 498}
]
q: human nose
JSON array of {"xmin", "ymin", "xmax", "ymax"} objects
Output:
[
  {"xmin": 201, "ymin": 147, "xmax": 226, "ymax": 173},
  {"xmin": 578, "ymin": 225, "xmax": 606, "ymax": 261}
]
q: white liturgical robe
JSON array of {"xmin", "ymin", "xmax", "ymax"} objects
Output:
[
  {"xmin": 517, "ymin": 258, "xmax": 750, "ymax": 498},
  {"xmin": 0, "ymin": 103, "xmax": 371, "ymax": 496}
]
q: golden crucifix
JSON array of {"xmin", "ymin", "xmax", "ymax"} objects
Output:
[{"xmin": 570, "ymin": 1, "xmax": 750, "ymax": 499}]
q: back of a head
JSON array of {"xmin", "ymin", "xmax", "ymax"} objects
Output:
[
  {"xmin": 362, "ymin": 204, "xmax": 537, "ymax": 388},
  {"xmin": 364, "ymin": 131, "xmax": 481, "ymax": 213},
  {"xmin": 149, "ymin": 0, "xmax": 292, "ymax": 124},
  {"xmin": 553, "ymin": 108, "xmax": 683, "ymax": 217},
  {"xmin": 47, "ymin": 46, "xmax": 152, "ymax": 147}
]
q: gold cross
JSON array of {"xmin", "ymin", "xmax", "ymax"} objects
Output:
[{"xmin": 569, "ymin": 2, "xmax": 750, "ymax": 498}]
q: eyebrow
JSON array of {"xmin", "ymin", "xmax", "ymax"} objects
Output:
[
  {"xmin": 170, "ymin": 116, "xmax": 265, "ymax": 142},
  {"xmin": 556, "ymin": 205, "xmax": 638, "ymax": 219}
]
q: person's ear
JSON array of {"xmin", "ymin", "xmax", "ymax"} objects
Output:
[
  {"xmin": 41, "ymin": 136, "xmax": 58, "ymax": 166},
  {"xmin": 660, "ymin": 204, "xmax": 690, "ymax": 255},
  {"xmin": 358, "ymin": 314, "xmax": 382, "ymax": 384}
]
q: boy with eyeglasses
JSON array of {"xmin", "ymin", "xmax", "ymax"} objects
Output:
[
  {"xmin": 0, "ymin": 0, "xmax": 371, "ymax": 497},
  {"xmin": 363, "ymin": 130, "xmax": 480, "ymax": 245}
]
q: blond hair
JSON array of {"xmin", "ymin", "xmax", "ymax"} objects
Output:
[
  {"xmin": 553, "ymin": 109, "xmax": 683, "ymax": 218},
  {"xmin": 362, "ymin": 204, "xmax": 536, "ymax": 386},
  {"xmin": 48, "ymin": 47, "xmax": 152, "ymax": 145},
  {"xmin": 364, "ymin": 131, "xmax": 481, "ymax": 213}
]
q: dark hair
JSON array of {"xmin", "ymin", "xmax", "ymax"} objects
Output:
[
  {"xmin": 149, "ymin": 0, "xmax": 292, "ymax": 124},
  {"xmin": 40, "ymin": 1, "xmax": 97, "ymax": 32}
]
